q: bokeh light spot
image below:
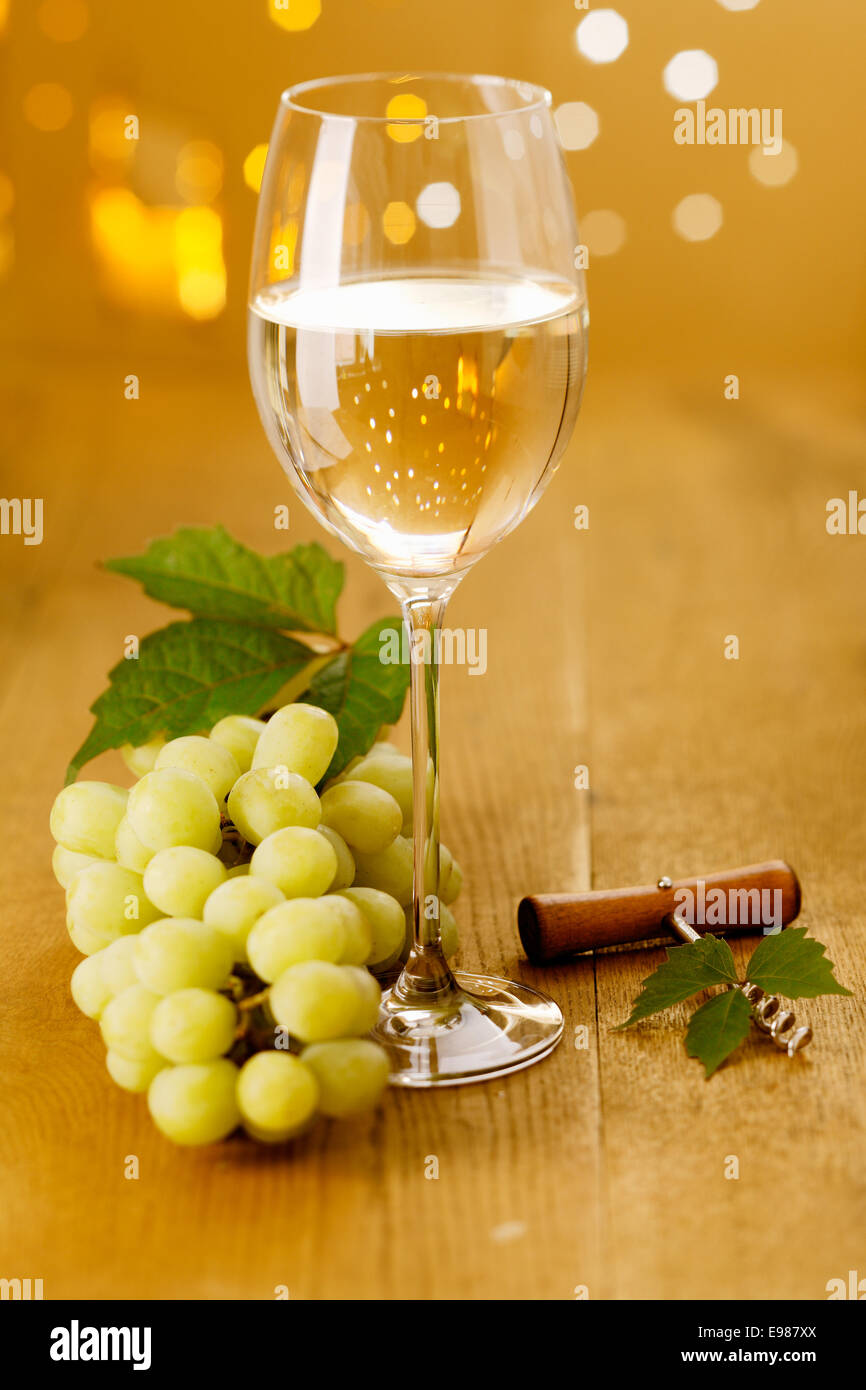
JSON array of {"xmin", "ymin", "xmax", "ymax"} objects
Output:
[
  {"xmin": 664, "ymin": 51, "xmax": 719, "ymax": 101},
  {"xmin": 716, "ymin": 0, "xmax": 760, "ymax": 9},
  {"xmin": 672, "ymin": 193, "xmax": 723, "ymax": 241},
  {"xmin": 268, "ymin": 0, "xmax": 321, "ymax": 32},
  {"xmin": 383, "ymin": 201, "xmax": 416, "ymax": 245},
  {"xmin": 555, "ymin": 101, "xmax": 600, "ymax": 151},
  {"xmin": 0, "ymin": 172, "xmax": 14, "ymax": 220},
  {"xmin": 575, "ymin": 9, "xmax": 629, "ymax": 64},
  {"xmin": 581, "ymin": 209, "xmax": 626, "ymax": 256},
  {"xmin": 89, "ymin": 97, "xmax": 136, "ymax": 169},
  {"xmin": 748, "ymin": 140, "xmax": 798, "ymax": 187},
  {"xmin": 416, "ymin": 181, "xmax": 461, "ymax": 229},
  {"xmin": 243, "ymin": 144, "xmax": 269, "ymax": 192},
  {"xmin": 176, "ymin": 140, "xmax": 223, "ymax": 205},
  {"xmin": 24, "ymin": 83, "xmax": 74, "ymax": 132},
  {"xmin": 38, "ymin": 0, "xmax": 89, "ymax": 41},
  {"xmin": 386, "ymin": 93, "xmax": 427, "ymax": 144},
  {"xmin": 174, "ymin": 207, "xmax": 226, "ymax": 320}
]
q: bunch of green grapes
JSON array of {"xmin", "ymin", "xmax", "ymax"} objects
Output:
[{"xmin": 50, "ymin": 704, "xmax": 463, "ymax": 1147}]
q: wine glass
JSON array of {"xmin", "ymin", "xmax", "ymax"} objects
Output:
[{"xmin": 248, "ymin": 72, "xmax": 588, "ymax": 1087}]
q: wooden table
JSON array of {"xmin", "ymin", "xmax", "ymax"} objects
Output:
[{"xmin": 1, "ymin": 356, "xmax": 863, "ymax": 1300}]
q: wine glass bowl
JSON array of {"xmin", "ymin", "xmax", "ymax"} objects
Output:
[{"xmin": 248, "ymin": 72, "xmax": 588, "ymax": 1086}]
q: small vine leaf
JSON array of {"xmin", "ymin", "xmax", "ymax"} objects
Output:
[
  {"xmin": 745, "ymin": 926, "xmax": 852, "ymax": 999},
  {"xmin": 617, "ymin": 934, "xmax": 739, "ymax": 1029},
  {"xmin": 685, "ymin": 989, "xmax": 752, "ymax": 1078},
  {"xmin": 105, "ymin": 527, "xmax": 344, "ymax": 634},
  {"xmin": 65, "ymin": 620, "xmax": 319, "ymax": 783}
]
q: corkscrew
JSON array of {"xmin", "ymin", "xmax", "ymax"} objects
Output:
[
  {"xmin": 661, "ymin": 888, "xmax": 812, "ymax": 1057},
  {"xmin": 517, "ymin": 860, "xmax": 814, "ymax": 1056}
]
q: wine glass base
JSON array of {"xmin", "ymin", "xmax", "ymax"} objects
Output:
[{"xmin": 374, "ymin": 971, "xmax": 564, "ymax": 1088}]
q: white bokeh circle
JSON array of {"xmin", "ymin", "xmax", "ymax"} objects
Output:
[
  {"xmin": 672, "ymin": 193, "xmax": 723, "ymax": 241},
  {"xmin": 575, "ymin": 9, "xmax": 629, "ymax": 64},
  {"xmin": 415, "ymin": 181, "xmax": 461, "ymax": 229},
  {"xmin": 663, "ymin": 50, "xmax": 719, "ymax": 101},
  {"xmin": 748, "ymin": 141, "xmax": 798, "ymax": 187},
  {"xmin": 555, "ymin": 101, "xmax": 600, "ymax": 151},
  {"xmin": 581, "ymin": 209, "xmax": 626, "ymax": 256}
]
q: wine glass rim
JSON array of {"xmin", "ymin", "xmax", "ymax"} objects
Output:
[{"xmin": 280, "ymin": 71, "xmax": 552, "ymax": 124}]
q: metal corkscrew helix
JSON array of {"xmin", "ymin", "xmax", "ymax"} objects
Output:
[{"xmin": 659, "ymin": 879, "xmax": 813, "ymax": 1057}]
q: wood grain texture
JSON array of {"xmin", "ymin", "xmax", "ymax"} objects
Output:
[{"xmin": 0, "ymin": 359, "xmax": 863, "ymax": 1301}]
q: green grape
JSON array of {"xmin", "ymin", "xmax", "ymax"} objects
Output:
[
  {"xmin": 318, "ymin": 826, "xmax": 355, "ymax": 891},
  {"xmin": 133, "ymin": 918, "xmax": 233, "ymax": 995},
  {"xmin": 236, "ymin": 1051, "xmax": 319, "ymax": 1143},
  {"xmin": 441, "ymin": 850, "xmax": 462, "ymax": 905},
  {"xmin": 370, "ymin": 741, "xmax": 403, "ymax": 759},
  {"xmin": 338, "ymin": 887, "xmax": 406, "ymax": 972},
  {"xmin": 247, "ymin": 896, "xmax": 366, "ymax": 982},
  {"xmin": 334, "ymin": 900, "xmax": 374, "ymax": 966},
  {"xmin": 99, "ymin": 983, "xmax": 164, "ymax": 1063},
  {"xmin": 202, "ymin": 876, "xmax": 283, "ymax": 962},
  {"xmin": 70, "ymin": 952, "xmax": 112, "ymax": 1019},
  {"xmin": 99, "ymin": 934, "xmax": 140, "ymax": 995},
  {"xmin": 226, "ymin": 767, "xmax": 321, "ymax": 846},
  {"xmin": 148, "ymin": 1059, "xmax": 240, "ymax": 1146},
  {"xmin": 52, "ymin": 844, "xmax": 104, "ymax": 890},
  {"xmin": 155, "ymin": 735, "xmax": 240, "ymax": 804},
  {"xmin": 250, "ymin": 826, "xmax": 337, "ymax": 899},
  {"xmin": 106, "ymin": 1049, "xmax": 167, "ymax": 1094},
  {"xmin": 342, "ymin": 965, "xmax": 381, "ymax": 1033},
  {"xmin": 127, "ymin": 768, "xmax": 220, "ymax": 852},
  {"xmin": 66, "ymin": 862, "xmax": 160, "ymax": 954},
  {"xmin": 300, "ymin": 1039, "xmax": 390, "ymax": 1118},
  {"xmin": 114, "ymin": 815, "xmax": 154, "ymax": 873},
  {"xmin": 345, "ymin": 752, "xmax": 414, "ymax": 824},
  {"xmin": 226, "ymin": 863, "xmax": 251, "ymax": 878},
  {"xmin": 120, "ymin": 733, "xmax": 166, "ymax": 778},
  {"xmin": 345, "ymin": 752, "xmax": 433, "ymax": 834},
  {"xmin": 269, "ymin": 961, "xmax": 367, "ymax": 1043},
  {"xmin": 351, "ymin": 835, "xmax": 413, "ymax": 905},
  {"xmin": 320, "ymin": 781, "xmax": 402, "ymax": 855},
  {"xmin": 401, "ymin": 902, "xmax": 458, "ymax": 958},
  {"xmin": 149, "ymin": 988, "xmax": 237, "ymax": 1064},
  {"xmin": 143, "ymin": 846, "xmax": 227, "ymax": 919},
  {"xmin": 439, "ymin": 903, "xmax": 459, "ymax": 957},
  {"xmin": 209, "ymin": 714, "xmax": 266, "ymax": 775},
  {"xmin": 50, "ymin": 781, "xmax": 128, "ymax": 859},
  {"xmin": 251, "ymin": 702, "xmax": 339, "ymax": 785},
  {"xmin": 67, "ymin": 916, "xmax": 111, "ymax": 957}
]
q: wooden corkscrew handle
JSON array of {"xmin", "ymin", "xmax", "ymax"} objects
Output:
[{"xmin": 518, "ymin": 860, "xmax": 801, "ymax": 965}]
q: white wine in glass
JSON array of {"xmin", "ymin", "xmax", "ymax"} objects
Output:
[{"xmin": 248, "ymin": 73, "xmax": 588, "ymax": 1086}]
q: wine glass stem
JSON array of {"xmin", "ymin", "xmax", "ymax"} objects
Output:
[{"xmin": 394, "ymin": 593, "xmax": 459, "ymax": 1004}]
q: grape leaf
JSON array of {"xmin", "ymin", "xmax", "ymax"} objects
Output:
[
  {"xmin": 745, "ymin": 926, "xmax": 852, "ymax": 999},
  {"xmin": 685, "ymin": 989, "xmax": 752, "ymax": 1078},
  {"xmin": 617, "ymin": 934, "xmax": 738, "ymax": 1028},
  {"xmin": 105, "ymin": 527, "xmax": 344, "ymax": 634},
  {"xmin": 304, "ymin": 616, "xmax": 409, "ymax": 778},
  {"xmin": 65, "ymin": 620, "xmax": 319, "ymax": 784}
]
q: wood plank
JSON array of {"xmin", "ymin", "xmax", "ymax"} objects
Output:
[{"xmin": 0, "ymin": 358, "xmax": 863, "ymax": 1301}]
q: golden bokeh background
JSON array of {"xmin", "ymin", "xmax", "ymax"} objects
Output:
[{"xmin": 1, "ymin": 0, "xmax": 864, "ymax": 372}]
